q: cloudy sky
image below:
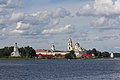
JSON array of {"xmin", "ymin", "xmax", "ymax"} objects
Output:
[{"xmin": 0, "ymin": 0, "xmax": 120, "ymax": 52}]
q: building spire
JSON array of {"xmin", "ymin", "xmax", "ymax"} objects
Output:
[
  {"xmin": 51, "ymin": 43, "xmax": 55, "ymax": 51},
  {"xmin": 68, "ymin": 38, "xmax": 73, "ymax": 51},
  {"xmin": 11, "ymin": 43, "xmax": 20, "ymax": 57}
]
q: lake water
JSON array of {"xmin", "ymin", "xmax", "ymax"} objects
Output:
[{"xmin": 0, "ymin": 59, "xmax": 120, "ymax": 80}]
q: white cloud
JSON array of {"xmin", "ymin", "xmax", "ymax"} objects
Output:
[
  {"xmin": 94, "ymin": 35, "xmax": 118, "ymax": 41},
  {"xmin": 76, "ymin": 4, "xmax": 93, "ymax": 16},
  {"xmin": 0, "ymin": 17, "xmax": 5, "ymax": 24},
  {"xmin": 77, "ymin": 0, "xmax": 120, "ymax": 17},
  {"xmin": 16, "ymin": 21, "xmax": 31, "ymax": 30},
  {"xmin": 0, "ymin": 16, "xmax": 8, "ymax": 29},
  {"xmin": 12, "ymin": 29, "xmax": 24, "ymax": 34},
  {"xmin": 26, "ymin": 11, "xmax": 52, "ymax": 25},
  {"xmin": 53, "ymin": 7, "xmax": 70, "ymax": 18},
  {"xmin": 94, "ymin": 0, "xmax": 113, "ymax": 16},
  {"xmin": 25, "ymin": 8, "xmax": 70, "ymax": 26},
  {"xmin": 0, "ymin": 28, "xmax": 7, "ymax": 40},
  {"xmin": 42, "ymin": 24, "xmax": 74, "ymax": 34},
  {"xmin": 11, "ymin": 7, "xmax": 71, "ymax": 36},
  {"xmin": 11, "ymin": 11, "xmax": 51, "ymax": 35},
  {"xmin": 51, "ymin": 19, "xmax": 60, "ymax": 26},
  {"xmin": 12, "ymin": 28, "xmax": 41, "ymax": 35},
  {"xmin": 0, "ymin": 0, "xmax": 120, "ymax": 52},
  {"xmin": 0, "ymin": 0, "xmax": 23, "ymax": 30},
  {"xmin": 92, "ymin": 17, "xmax": 117, "ymax": 26},
  {"xmin": 0, "ymin": 0, "xmax": 22, "ymax": 8},
  {"xmin": 11, "ymin": 21, "xmax": 41, "ymax": 35},
  {"xmin": 94, "ymin": 17, "xmax": 107, "ymax": 26},
  {"xmin": 0, "ymin": 0, "xmax": 7, "ymax": 5},
  {"xmin": 76, "ymin": 0, "xmax": 120, "ymax": 27},
  {"xmin": 10, "ymin": 12, "xmax": 25, "ymax": 22},
  {"xmin": 0, "ymin": 0, "xmax": 10, "ymax": 7},
  {"xmin": 114, "ymin": 46, "xmax": 120, "ymax": 50}
]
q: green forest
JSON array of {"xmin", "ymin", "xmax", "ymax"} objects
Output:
[{"xmin": 0, "ymin": 46, "xmax": 36, "ymax": 58}]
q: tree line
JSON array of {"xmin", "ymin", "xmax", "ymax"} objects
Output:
[
  {"xmin": 87, "ymin": 48, "xmax": 110, "ymax": 58},
  {"xmin": 65, "ymin": 48, "xmax": 111, "ymax": 59},
  {"xmin": 0, "ymin": 46, "xmax": 36, "ymax": 58},
  {"xmin": 0, "ymin": 46, "xmax": 111, "ymax": 59}
]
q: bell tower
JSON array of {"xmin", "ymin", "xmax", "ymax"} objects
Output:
[
  {"xmin": 51, "ymin": 43, "xmax": 55, "ymax": 51},
  {"xmin": 68, "ymin": 38, "xmax": 73, "ymax": 51},
  {"xmin": 11, "ymin": 43, "xmax": 20, "ymax": 57},
  {"xmin": 74, "ymin": 42, "xmax": 80, "ymax": 51}
]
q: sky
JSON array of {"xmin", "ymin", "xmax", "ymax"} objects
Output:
[{"xmin": 0, "ymin": 0, "xmax": 120, "ymax": 52}]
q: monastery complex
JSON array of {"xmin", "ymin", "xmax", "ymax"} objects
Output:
[{"xmin": 35, "ymin": 38, "xmax": 92, "ymax": 58}]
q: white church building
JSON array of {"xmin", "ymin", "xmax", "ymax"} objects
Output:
[
  {"xmin": 36, "ymin": 38, "xmax": 88, "ymax": 58},
  {"xmin": 68, "ymin": 38, "xmax": 87, "ymax": 57},
  {"xmin": 11, "ymin": 43, "xmax": 21, "ymax": 57}
]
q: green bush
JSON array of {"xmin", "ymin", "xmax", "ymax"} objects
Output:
[{"xmin": 65, "ymin": 50, "xmax": 76, "ymax": 59}]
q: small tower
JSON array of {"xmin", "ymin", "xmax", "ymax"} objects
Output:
[
  {"xmin": 68, "ymin": 38, "xmax": 73, "ymax": 51},
  {"xmin": 74, "ymin": 42, "xmax": 82, "ymax": 51},
  {"xmin": 110, "ymin": 52, "xmax": 114, "ymax": 58},
  {"xmin": 11, "ymin": 43, "xmax": 20, "ymax": 57},
  {"xmin": 51, "ymin": 43, "xmax": 55, "ymax": 51}
]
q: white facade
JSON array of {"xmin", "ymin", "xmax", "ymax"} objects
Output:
[
  {"xmin": 74, "ymin": 42, "xmax": 82, "ymax": 51},
  {"xmin": 35, "ymin": 49, "xmax": 69, "ymax": 57},
  {"xmin": 68, "ymin": 38, "xmax": 73, "ymax": 51},
  {"xmin": 36, "ymin": 38, "xmax": 86, "ymax": 58},
  {"xmin": 11, "ymin": 43, "xmax": 20, "ymax": 57},
  {"xmin": 110, "ymin": 52, "xmax": 114, "ymax": 58},
  {"xmin": 53, "ymin": 51, "xmax": 69, "ymax": 56},
  {"xmin": 67, "ymin": 38, "xmax": 86, "ymax": 57},
  {"xmin": 51, "ymin": 43, "xmax": 55, "ymax": 51}
]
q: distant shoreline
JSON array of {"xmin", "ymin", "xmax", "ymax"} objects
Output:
[
  {"xmin": 0, "ymin": 57, "xmax": 35, "ymax": 60},
  {"xmin": 0, "ymin": 57, "xmax": 117, "ymax": 60}
]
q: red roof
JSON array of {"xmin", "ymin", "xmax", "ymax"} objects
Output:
[
  {"xmin": 81, "ymin": 54, "xmax": 92, "ymax": 57},
  {"xmin": 40, "ymin": 54, "xmax": 54, "ymax": 57},
  {"xmin": 35, "ymin": 50, "xmax": 46, "ymax": 52}
]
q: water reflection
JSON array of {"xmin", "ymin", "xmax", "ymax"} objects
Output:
[{"xmin": 0, "ymin": 60, "xmax": 120, "ymax": 80}]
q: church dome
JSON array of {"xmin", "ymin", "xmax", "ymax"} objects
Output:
[
  {"xmin": 75, "ymin": 42, "xmax": 80, "ymax": 48},
  {"xmin": 74, "ymin": 42, "xmax": 82, "ymax": 51},
  {"xmin": 51, "ymin": 43, "xmax": 55, "ymax": 51},
  {"xmin": 68, "ymin": 38, "xmax": 72, "ymax": 43}
]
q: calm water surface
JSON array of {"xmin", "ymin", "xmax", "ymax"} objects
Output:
[{"xmin": 0, "ymin": 59, "xmax": 120, "ymax": 80}]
